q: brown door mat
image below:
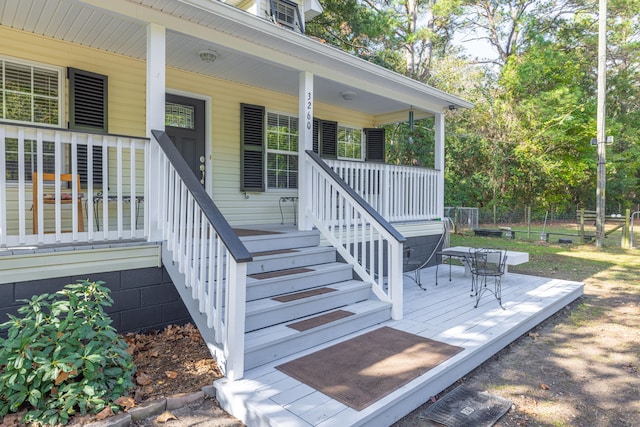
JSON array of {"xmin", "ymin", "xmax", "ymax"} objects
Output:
[
  {"xmin": 276, "ymin": 326, "xmax": 464, "ymax": 411},
  {"xmin": 248, "ymin": 267, "xmax": 312, "ymax": 280},
  {"xmin": 272, "ymin": 287, "xmax": 336, "ymax": 303},
  {"xmin": 286, "ymin": 310, "xmax": 355, "ymax": 332},
  {"xmin": 251, "ymin": 248, "xmax": 298, "ymax": 257},
  {"xmin": 233, "ymin": 228, "xmax": 283, "ymax": 237}
]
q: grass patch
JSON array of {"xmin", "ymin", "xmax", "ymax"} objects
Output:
[
  {"xmin": 567, "ymin": 301, "xmax": 605, "ymax": 327},
  {"xmin": 450, "ymin": 232, "xmax": 635, "ymax": 282}
]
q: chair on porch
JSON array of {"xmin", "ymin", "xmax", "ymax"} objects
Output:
[
  {"xmin": 32, "ymin": 173, "xmax": 85, "ymax": 234},
  {"xmin": 403, "ymin": 247, "xmax": 428, "ymax": 291},
  {"xmin": 469, "ymin": 248, "xmax": 507, "ymax": 309}
]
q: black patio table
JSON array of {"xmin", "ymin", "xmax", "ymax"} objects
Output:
[{"xmin": 435, "ymin": 246, "xmax": 473, "ymax": 286}]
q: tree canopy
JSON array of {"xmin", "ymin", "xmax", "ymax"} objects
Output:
[{"xmin": 307, "ymin": 0, "xmax": 640, "ymax": 218}]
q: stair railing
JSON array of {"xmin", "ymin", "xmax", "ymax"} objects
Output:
[
  {"xmin": 151, "ymin": 130, "xmax": 252, "ymax": 380},
  {"xmin": 305, "ymin": 150, "xmax": 406, "ymax": 320}
]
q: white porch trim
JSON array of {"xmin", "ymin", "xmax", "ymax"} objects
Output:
[
  {"xmin": 146, "ymin": 22, "xmax": 166, "ymax": 241},
  {"xmin": 298, "ymin": 71, "xmax": 314, "ymax": 231}
]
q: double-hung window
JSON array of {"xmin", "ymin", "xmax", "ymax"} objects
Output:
[
  {"xmin": 266, "ymin": 112, "xmax": 298, "ymax": 189},
  {"xmin": 240, "ymin": 103, "xmax": 385, "ymax": 192},
  {"xmin": 338, "ymin": 125, "xmax": 363, "ymax": 160},
  {"xmin": 1, "ymin": 58, "xmax": 62, "ymax": 126},
  {"xmin": 1, "ymin": 58, "xmax": 63, "ymax": 181}
]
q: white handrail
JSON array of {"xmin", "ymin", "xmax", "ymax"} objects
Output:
[
  {"xmin": 0, "ymin": 123, "xmax": 147, "ymax": 247},
  {"xmin": 152, "ymin": 130, "xmax": 251, "ymax": 381},
  {"xmin": 306, "ymin": 151, "xmax": 405, "ymax": 320},
  {"xmin": 325, "ymin": 159, "xmax": 439, "ymax": 222}
]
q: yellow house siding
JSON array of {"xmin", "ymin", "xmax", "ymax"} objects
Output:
[
  {"xmin": 166, "ymin": 68, "xmax": 377, "ymax": 225},
  {"xmin": 0, "ymin": 27, "xmax": 146, "ymax": 137}
]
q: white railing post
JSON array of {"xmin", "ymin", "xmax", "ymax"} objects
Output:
[
  {"xmin": 382, "ymin": 166, "xmax": 390, "ymax": 219},
  {"xmin": 389, "ymin": 240, "xmax": 404, "ymax": 319},
  {"xmin": 225, "ymin": 260, "xmax": 247, "ymax": 381},
  {"xmin": 434, "ymin": 112, "xmax": 445, "ymax": 219}
]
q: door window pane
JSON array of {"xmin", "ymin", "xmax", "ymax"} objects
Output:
[{"xmin": 165, "ymin": 102, "xmax": 195, "ymax": 129}]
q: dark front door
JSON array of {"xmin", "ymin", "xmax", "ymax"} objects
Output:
[{"xmin": 165, "ymin": 94, "xmax": 206, "ymax": 186}]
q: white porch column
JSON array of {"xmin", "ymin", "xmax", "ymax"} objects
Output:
[
  {"xmin": 146, "ymin": 23, "xmax": 166, "ymax": 241},
  {"xmin": 434, "ymin": 112, "xmax": 445, "ymax": 220},
  {"xmin": 298, "ymin": 71, "xmax": 314, "ymax": 230}
]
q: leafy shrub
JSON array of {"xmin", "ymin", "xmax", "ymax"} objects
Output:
[{"xmin": 0, "ymin": 280, "xmax": 136, "ymax": 426}]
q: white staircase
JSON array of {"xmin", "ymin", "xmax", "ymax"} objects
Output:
[
  {"xmin": 164, "ymin": 226, "xmax": 392, "ymax": 373},
  {"xmin": 240, "ymin": 228, "xmax": 392, "ymax": 371}
]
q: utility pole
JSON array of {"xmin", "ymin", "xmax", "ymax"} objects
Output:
[{"xmin": 595, "ymin": 0, "xmax": 607, "ymax": 248}]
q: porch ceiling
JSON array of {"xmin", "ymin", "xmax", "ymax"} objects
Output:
[{"xmin": 0, "ymin": 0, "xmax": 473, "ymax": 122}]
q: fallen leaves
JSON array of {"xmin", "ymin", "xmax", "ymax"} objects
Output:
[
  {"xmin": 137, "ymin": 372, "xmax": 152, "ymax": 386},
  {"xmin": 95, "ymin": 406, "xmax": 114, "ymax": 421},
  {"xmin": 114, "ymin": 396, "xmax": 136, "ymax": 411},
  {"xmin": 122, "ymin": 323, "xmax": 222, "ymax": 402},
  {"xmin": 54, "ymin": 369, "xmax": 77, "ymax": 385},
  {"xmin": 156, "ymin": 411, "xmax": 178, "ymax": 423}
]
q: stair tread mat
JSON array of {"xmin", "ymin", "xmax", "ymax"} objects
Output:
[
  {"xmin": 233, "ymin": 228, "xmax": 283, "ymax": 237},
  {"xmin": 249, "ymin": 267, "xmax": 313, "ymax": 280},
  {"xmin": 276, "ymin": 326, "xmax": 464, "ymax": 411},
  {"xmin": 272, "ymin": 287, "xmax": 336, "ymax": 302},
  {"xmin": 286, "ymin": 310, "xmax": 355, "ymax": 332},
  {"xmin": 251, "ymin": 249, "xmax": 298, "ymax": 257}
]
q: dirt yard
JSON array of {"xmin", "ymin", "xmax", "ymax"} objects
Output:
[{"xmin": 395, "ymin": 246, "xmax": 640, "ymax": 426}]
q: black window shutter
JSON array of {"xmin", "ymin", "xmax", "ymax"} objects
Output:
[
  {"xmin": 69, "ymin": 68, "xmax": 108, "ymax": 133},
  {"xmin": 364, "ymin": 128, "xmax": 385, "ymax": 162},
  {"xmin": 68, "ymin": 68, "xmax": 108, "ymax": 185},
  {"xmin": 313, "ymin": 119, "xmax": 337, "ymax": 158},
  {"xmin": 241, "ymin": 103, "xmax": 265, "ymax": 192},
  {"xmin": 313, "ymin": 119, "xmax": 319, "ymax": 154},
  {"xmin": 320, "ymin": 120, "xmax": 338, "ymax": 159}
]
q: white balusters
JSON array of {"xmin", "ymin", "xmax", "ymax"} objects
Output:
[
  {"xmin": 325, "ymin": 159, "xmax": 439, "ymax": 222},
  {"xmin": 0, "ymin": 124, "xmax": 148, "ymax": 247}
]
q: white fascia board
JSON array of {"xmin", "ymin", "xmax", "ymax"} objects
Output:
[{"xmin": 80, "ymin": 0, "xmax": 473, "ymax": 112}]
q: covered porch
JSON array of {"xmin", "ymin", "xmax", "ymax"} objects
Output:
[
  {"xmin": 215, "ymin": 264, "xmax": 584, "ymax": 427},
  {"xmin": 0, "ymin": 123, "xmax": 442, "ymax": 248}
]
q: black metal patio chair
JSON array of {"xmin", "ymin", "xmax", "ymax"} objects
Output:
[{"xmin": 469, "ymin": 248, "xmax": 507, "ymax": 309}]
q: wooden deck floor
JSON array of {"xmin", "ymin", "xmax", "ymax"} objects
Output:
[{"xmin": 215, "ymin": 265, "xmax": 584, "ymax": 427}]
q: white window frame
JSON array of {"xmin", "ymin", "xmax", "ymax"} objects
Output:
[
  {"xmin": 0, "ymin": 55, "xmax": 65, "ymax": 127},
  {"xmin": 1, "ymin": 56, "xmax": 64, "ymax": 183},
  {"xmin": 337, "ymin": 124, "xmax": 364, "ymax": 161},
  {"xmin": 265, "ymin": 110, "xmax": 299, "ymax": 190}
]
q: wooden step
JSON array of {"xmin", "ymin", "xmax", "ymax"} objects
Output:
[
  {"xmin": 245, "ymin": 262, "xmax": 354, "ymax": 302},
  {"xmin": 247, "ymin": 246, "xmax": 337, "ymax": 275},
  {"xmin": 245, "ymin": 280, "xmax": 370, "ymax": 332},
  {"xmin": 238, "ymin": 229, "xmax": 320, "ymax": 253},
  {"xmin": 244, "ymin": 300, "xmax": 392, "ymax": 370}
]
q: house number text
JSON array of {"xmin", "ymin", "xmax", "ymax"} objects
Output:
[{"xmin": 306, "ymin": 91, "xmax": 312, "ymax": 130}]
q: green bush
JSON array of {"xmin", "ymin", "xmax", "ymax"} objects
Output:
[{"xmin": 0, "ymin": 280, "xmax": 136, "ymax": 426}]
